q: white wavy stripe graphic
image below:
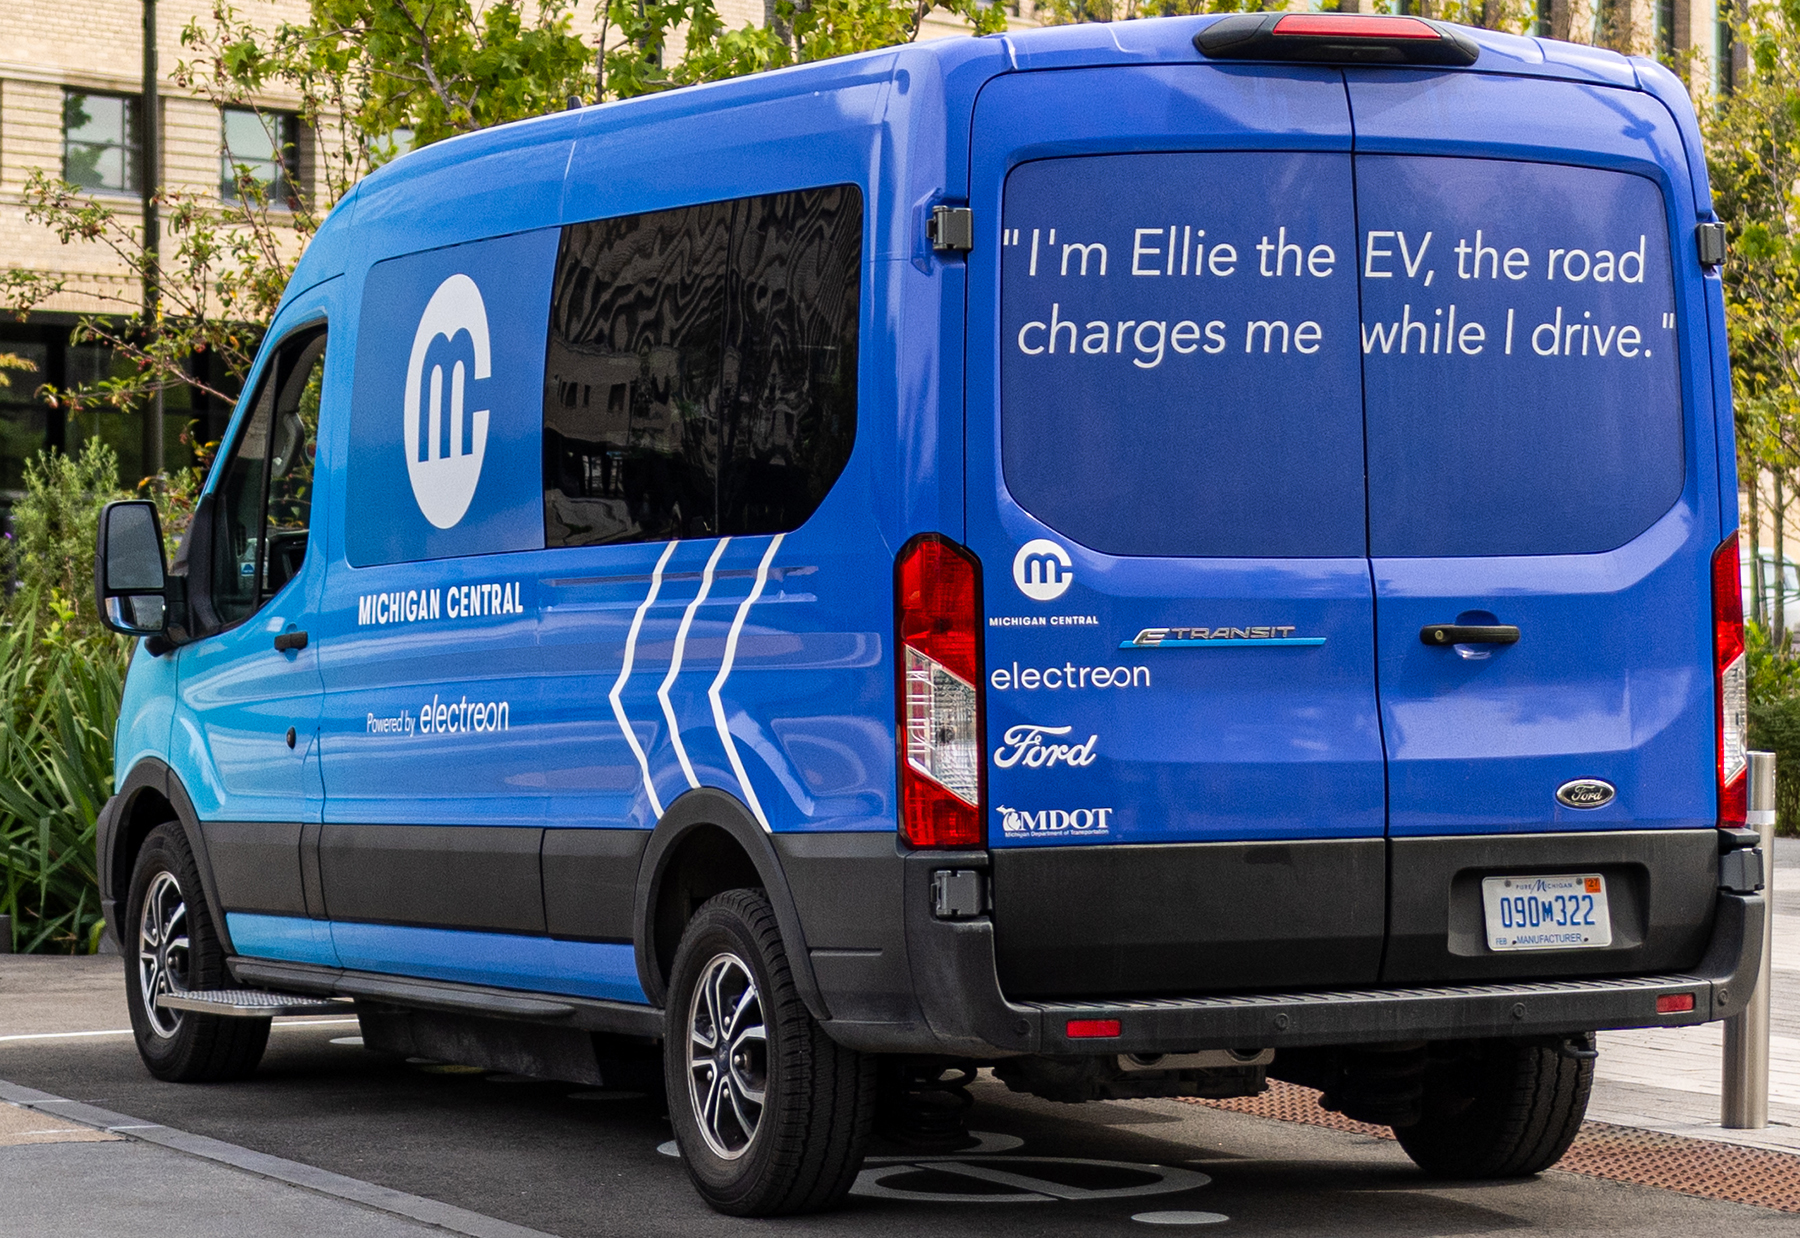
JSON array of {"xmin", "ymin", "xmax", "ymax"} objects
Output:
[
  {"xmin": 611, "ymin": 539, "xmax": 679, "ymax": 819},
  {"xmin": 709, "ymin": 534, "xmax": 784, "ymax": 831},
  {"xmin": 659, "ymin": 537, "xmax": 730, "ymax": 792}
]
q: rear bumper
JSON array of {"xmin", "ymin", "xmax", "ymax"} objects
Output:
[{"xmin": 842, "ymin": 850, "xmax": 1765, "ymax": 1058}]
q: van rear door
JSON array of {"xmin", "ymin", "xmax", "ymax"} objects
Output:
[
  {"xmin": 1349, "ymin": 74, "xmax": 1723, "ymax": 982},
  {"xmin": 966, "ymin": 67, "xmax": 1386, "ymax": 999}
]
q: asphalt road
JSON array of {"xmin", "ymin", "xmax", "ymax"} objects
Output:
[{"xmin": 2, "ymin": 959, "xmax": 1797, "ymax": 1237}]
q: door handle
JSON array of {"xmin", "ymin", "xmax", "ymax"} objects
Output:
[
  {"xmin": 273, "ymin": 630, "xmax": 309, "ymax": 652},
  {"xmin": 1420, "ymin": 624, "xmax": 1519, "ymax": 647}
]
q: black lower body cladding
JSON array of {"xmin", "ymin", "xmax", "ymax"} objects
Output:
[
  {"xmin": 988, "ymin": 830, "xmax": 1720, "ymax": 999},
  {"xmin": 992, "ymin": 838, "xmax": 1387, "ymax": 998},
  {"xmin": 1383, "ymin": 828, "xmax": 1718, "ymax": 984}
]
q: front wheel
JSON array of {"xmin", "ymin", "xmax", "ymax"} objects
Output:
[
  {"xmin": 664, "ymin": 888, "xmax": 874, "ymax": 1216},
  {"xmin": 1394, "ymin": 1037, "xmax": 1593, "ymax": 1178},
  {"xmin": 124, "ymin": 823, "xmax": 270, "ymax": 1082}
]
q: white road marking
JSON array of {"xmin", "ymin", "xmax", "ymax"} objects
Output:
[
  {"xmin": 0, "ymin": 1018, "xmax": 358, "ymax": 1044},
  {"xmin": 612, "ymin": 538, "xmax": 679, "ymax": 819},
  {"xmin": 709, "ymin": 533, "xmax": 784, "ymax": 830},
  {"xmin": 852, "ymin": 1156, "xmax": 1210, "ymax": 1205},
  {"xmin": 659, "ymin": 538, "xmax": 730, "ymax": 791}
]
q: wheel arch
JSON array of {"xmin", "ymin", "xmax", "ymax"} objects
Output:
[
  {"xmin": 105, "ymin": 758, "xmax": 234, "ymax": 955},
  {"xmin": 633, "ymin": 787, "xmax": 825, "ymax": 1020}
]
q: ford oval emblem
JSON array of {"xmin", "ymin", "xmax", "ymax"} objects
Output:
[{"xmin": 1556, "ymin": 779, "xmax": 1616, "ymax": 810}]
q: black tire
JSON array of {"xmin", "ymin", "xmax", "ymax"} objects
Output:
[
  {"xmin": 663, "ymin": 888, "xmax": 875, "ymax": 1216},
  {"xmin": 1394, "ymin": 1037, "xmax": 1593, "ymax": 1178},
  {"xmin": 123, "ymin": 822, "xmax": 270, "ymax": 1082}
]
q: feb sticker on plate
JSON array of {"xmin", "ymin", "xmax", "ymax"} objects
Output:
[{"xmin": 1480, "ymin": 874, "xmax": 1613, "ymax": 951}]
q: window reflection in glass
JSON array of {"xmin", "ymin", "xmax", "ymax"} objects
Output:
[
  {"xmin": 543, "ymin": 185, "xmax": 860, "ymax": 548},
  {"xmin": 63, "ymin": 91, "xmax": 140, "ymax": 193},
  {"xmin": 221, "ymin": 107, "xmax": 300, "ymax": 208},
  {"xmin": 209, "ymin": 328, "xmax": 323, "ymax": 626}
]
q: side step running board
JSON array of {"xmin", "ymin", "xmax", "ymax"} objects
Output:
[{"xmin": 156, "ymin": 989, "xmax": 354, "ymax": 1018}]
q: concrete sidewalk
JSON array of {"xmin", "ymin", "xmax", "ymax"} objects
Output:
[{"xmin": 1588, "ymin": 836, "xmax": 1800, "ymax": 1152}]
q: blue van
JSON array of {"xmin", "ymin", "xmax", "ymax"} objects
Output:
[{"xmin": 93, "ymin": 11, "xmax": 1763, "ymax": 1215}]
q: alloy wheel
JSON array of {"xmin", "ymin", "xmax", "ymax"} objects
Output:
[
  {"xmin": 138, "ymin": 870, "xmax": 190, "ymax": 1038},
  {"xmin": 686, "ymin": 951, "xmax": 768, "ymax": 1160}
]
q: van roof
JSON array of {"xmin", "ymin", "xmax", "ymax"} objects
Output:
[{"xmin": 286, "ymin": 15, "xmax": 1700, "ymax": 305}]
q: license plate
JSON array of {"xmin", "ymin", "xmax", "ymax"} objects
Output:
[{"xmin": 1480, "ymin": 874, "xmax": 1612, "ymax": 951}]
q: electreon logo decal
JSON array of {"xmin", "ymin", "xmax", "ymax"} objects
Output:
[
  {"xmin": 405, "ymin": 273, "xmax": 492, "ymax": 530},
  {"xmin": 1013, "ymin": 539, "xmax": 1073, "ymax": 602}
]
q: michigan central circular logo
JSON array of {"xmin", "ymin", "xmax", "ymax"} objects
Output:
[
  {"xmin": 1013, "ymin": 539, "xmax": 1074, "ymax": 602},
  {"xmin": 404, "ymin": 273, "xmax": 491, "ymax": 529}
]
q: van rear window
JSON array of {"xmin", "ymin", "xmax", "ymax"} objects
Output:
[
  {"xmin": 999, "ymin": 153, "xmax": 1367, "ymax": 559},
  {"xmin": 1357, "ymin": 157, "xmax": 1683, "ymax": 558}
]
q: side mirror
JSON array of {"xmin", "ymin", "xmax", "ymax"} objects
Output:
[{"xmin": 95, "ymin": 500, "xmax": 169, "ymax": 637}]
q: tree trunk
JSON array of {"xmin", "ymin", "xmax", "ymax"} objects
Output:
[
  {"xmin": 1775, "ymin": 471, "xmax": 1786, "ymax": 650},
  {"xmin": 1750, "ymin": 467, "xmax": 1765, "ymax": 629}
]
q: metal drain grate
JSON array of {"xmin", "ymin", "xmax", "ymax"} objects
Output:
[{"xmin": 1188, "ymin": 1081, "xmax": 1800, "ymax": 1212}]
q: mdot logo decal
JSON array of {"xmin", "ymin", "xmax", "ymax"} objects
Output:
[
  {"xmin": 346, "ymin": 229, "xmax": 556, "ymax": 566},
  {"xmin": 1013, "ymin": 539, "xmax": 1073, "ymax": 602},
  {"xmin": 998, "ymin": 805, "xmax": 1114, "ymax": 836},
  {"xmin": 405, "ymin": 274, "xmax": 491, "ymax": 529}
]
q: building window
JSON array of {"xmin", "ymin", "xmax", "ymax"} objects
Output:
[
  {"xmin": 221, "ymin": 107, "xmax": 300, "ymax": 208},
  {"xmin": 63, "ymin": 91, "xmax": 140, "ymax": 193}
]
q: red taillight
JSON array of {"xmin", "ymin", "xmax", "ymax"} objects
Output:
[
  {"xmin": 1067, "ymin": 1019, "xmax": 1121, "ymax": 1039},
  {"xmin": 896, "ymin": 535, "xmax": 983, "ymax": 848},
  {"xmin": 1656, "ymin": 993, "xmax": 1696, "ymax": 1015},
  {"xmin": 1713, "ymin": 533, "xmax": 1748, "ymax": 829},
  {"xmin": 1273, "ymin": 13, "xmax": 1440, "ymax": 39}
]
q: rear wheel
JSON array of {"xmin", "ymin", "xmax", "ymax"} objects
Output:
[
  {"xmin": 664, "ymin": 888, "xmax": 874, "ymax": 1215},
  {"xmin": 124, "ymin": 823, "xmax": 270, "ymax": 1082},
  {"xmin": 1394, "ymin": 1037, "xmax": 1592, "ymax": 1178}
]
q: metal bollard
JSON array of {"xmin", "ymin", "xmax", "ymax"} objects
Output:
[
  {"xmin": 0, "ymin": 914, "xmax": 9, "ymax": 953},
  {"xmin": 1723, "ymin": 750, "xmax": 1776, "ymax": 1129}
]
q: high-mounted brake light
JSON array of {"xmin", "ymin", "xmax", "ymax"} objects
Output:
[
  {"xmin": 1714, "ymin": 532, "xmax": 1748, "ymax": 829},
  {"xmin": 1272, "ymin": 13, "xmax": 1439, "ymax": 39},
  {"xmin": 1194, "ymin": 12, "xmax": 1480, "ymax": 66},
  {"xmin": 896, "ymin": 535, "xmax": 984, "ymax": 848}
]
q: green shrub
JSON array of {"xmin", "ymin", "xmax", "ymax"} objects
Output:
[
  {"xmin": 5, "ymin": 439, "xmax": 129, "ymax": 641},
  {"xmin": 0, "ymin": 604, "xmax": 128, "ymax": 953},
  {"xmin": 0, "ymin": 440, "xmax": 134, "ymax": 952},
  {"xmin": 1746, "ymin": 621, "xmax": 1800, "ymax": 837},
  {"xmin": 1749, "ymin": 694, "xmax": 1800, "ymax": 838}
]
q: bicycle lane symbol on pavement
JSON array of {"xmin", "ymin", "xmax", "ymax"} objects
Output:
[{"xmin": 851, "ymin": 1156, "xmax": 1212, "ymax": 1205}]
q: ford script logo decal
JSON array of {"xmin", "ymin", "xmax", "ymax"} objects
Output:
[{"xmin": 1556, "ymin": 779, "xmax": 1615, "ymax": 810}]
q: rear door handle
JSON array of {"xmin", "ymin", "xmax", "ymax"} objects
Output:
[
  {"xmin": 273, "ymin": 630, "xmax": 309, "ymax": 652},
  {"xmin": 1420, "ymin": 624, "xmax": 1519, "ymax": 647}
]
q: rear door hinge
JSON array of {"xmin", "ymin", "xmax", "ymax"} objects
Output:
[
  {"xmin": 1696, "ymin": 220, "xmax": 1727, "ymax": 268},
  {"xmin": 928, "ymin": 205, "xmax": 974, "ymax": 254}
]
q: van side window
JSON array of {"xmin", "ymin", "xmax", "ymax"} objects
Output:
[
  {"xmin": 543, "ymin": 184, "xmax": 861, "ymax": 547},
  {"xmin": 544, "ymin": 204, "xmax": 731, "ymax": 544},
  {"xmin": 209, "ymin": 326, "xmax": 325, "ymax": 626},
  {"xmin": 719, "ymin": 187, "xmax": 861, "ymax": 536}
]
